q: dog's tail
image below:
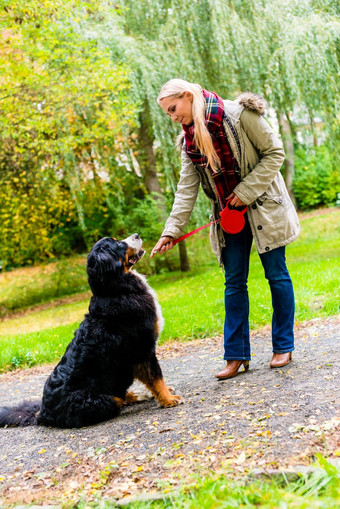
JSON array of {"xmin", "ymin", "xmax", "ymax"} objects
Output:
[{"xmin": 0, "ymin": 400, "xmax": 41, "ymax": 427}]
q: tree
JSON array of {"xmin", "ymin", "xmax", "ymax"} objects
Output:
[
  {"xmin": 0, "ymin": 0, "xmax": 138, "ymax": 266},
  {"xmin": 212, "ymin": 0, "xmax": 339, "ymax": 200}
]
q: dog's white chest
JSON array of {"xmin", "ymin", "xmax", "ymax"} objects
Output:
[{"xmin": 133, "ymin": 271, "xmax": 164, "ymax": 337}]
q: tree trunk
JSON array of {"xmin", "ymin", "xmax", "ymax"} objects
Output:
[
  {"xmin": 308, "ymin": 110, "xmax": 318, "ymax": 147},
  {"xmin": 137, "ymin": 101, "xmax": 191, "ymax": 272},
  {"xmin": 137, "ymin": 101, "xmax": 167, "ymax": 214},
  {"xmin": 178, "ymin": 240, "xmax": 190, "ymax": 272},
  {"xmin": 278, "ymin": 112, "xmax": 297, "ymax": 208}
]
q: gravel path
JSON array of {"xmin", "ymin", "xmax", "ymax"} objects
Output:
[{"xmin": 0, "ymin": 317, "xmax": 339, "ymax": 505}]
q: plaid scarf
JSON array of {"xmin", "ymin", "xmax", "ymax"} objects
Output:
[{"xmin": 182, "ymin": 89, "xmax": 240, "ymax": 209}]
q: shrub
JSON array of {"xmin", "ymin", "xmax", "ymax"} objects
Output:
[{"xmin": 293, "ymin": 145, "xmax": 340, "ymax": 210}]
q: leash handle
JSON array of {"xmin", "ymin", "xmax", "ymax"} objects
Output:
[{"xmin": 172, "ymin": 218, "xmax": 220, "ymax": 245}]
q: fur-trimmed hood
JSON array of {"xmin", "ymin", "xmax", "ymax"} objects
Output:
[{"xmin": 236, "ymin": 92, "xmax": 267, "ymax": 115}]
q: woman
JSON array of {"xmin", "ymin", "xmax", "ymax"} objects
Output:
[{"xmin": 150, "ymin": 79, "xmax": 300, "ymax": 379}]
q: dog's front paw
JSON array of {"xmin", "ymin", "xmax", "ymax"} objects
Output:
[
  {"xmin": 123, "ymin": 391, "xmax": 139, "ymax": 405},
  {"xmin": 161, "ymin": 394, "xmax": 184, "ymax": 407}
]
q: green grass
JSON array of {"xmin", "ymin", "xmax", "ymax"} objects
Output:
[
  {"xmin": 0, "ymin": 209, "xmax": 339, "ymax": 373},
  {"xmin": 0, "ymin": 323, "xmax": 78, "ymax": 371},
  {"xmin": 76, "ymin": 455, "xmax": 340, "ymax": 508},
  {"xmin": 0, "ymin": 255, "xmax": 89, "ymax": 317},
  {"xmin": 124, "ymin": 458, "xmax": 339, "ymax": 509},
  {"xmin": 0, "ymin": 297, "xmax": 89, "ymax": 337}
]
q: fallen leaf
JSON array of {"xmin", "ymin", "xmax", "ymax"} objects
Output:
[{"xmin": 236, "ymin": 451, "xmax": 246, "ymax": 464}]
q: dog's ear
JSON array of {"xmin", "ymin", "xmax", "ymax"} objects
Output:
[
  {"xmin": 87, "ymin": 246, "xmax": 124, "ymax": 284},
  {"xmin": 86, "ymin": 238, "xmax": 127, "ymax": 295},
  {"xmin": 87, "ymin": 249, "xmax": 123, "ymax": 277},
  {"xmin": 87, "ymin": 248, "xmax": 124, "ymax": 296}
]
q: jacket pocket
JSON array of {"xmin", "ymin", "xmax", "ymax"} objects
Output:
[
  {"xmin": 255, "ymin": 193, "xmax": 288, "ymax": 242},
  {"xmin": 257, "ymin": 192, "xmax": 285, "ymax": 206}
]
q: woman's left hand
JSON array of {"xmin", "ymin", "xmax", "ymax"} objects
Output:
[{"xmin": 226, "ymin": 193, "xmax": 246, "ymax": 207}]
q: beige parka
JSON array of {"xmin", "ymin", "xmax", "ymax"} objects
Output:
[{"xmin": 161, "ymin": 93, "xmax": 300, "ymax": 264}]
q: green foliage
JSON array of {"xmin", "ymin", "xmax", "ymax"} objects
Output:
[
  {"xmin": 10, "ymin": 351, "xmax": 37, "ymax": 370},
  {"xmin": 265, "ymin": 9, "xmax": 340, "ymax": 122},
  {"xmin": 0, "ymin": 169, "xmax": 82, "ymax": 267},
  {"xmin": 0, "ymin": 0, "xmax": 139, "ymax": 268},
  {"xmin": 293, "ymin": 145, "xmax": 340, "ymax": 209},
  {"xmin": 293, "ymin": 454, "xmax": 340, "ymax": 498},
  {"xmin": 97, "ymin": 456, "xmax": 340, "ymax": 508}
]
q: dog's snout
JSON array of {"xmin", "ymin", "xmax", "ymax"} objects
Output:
[{"xmin": 122, "ymin": 233, "xmax": 142, "ymax": 251}]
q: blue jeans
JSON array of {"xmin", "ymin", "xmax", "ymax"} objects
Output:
[{"xmin": 221, "ymin": 216, "xmax": 295, "ymax": 360}]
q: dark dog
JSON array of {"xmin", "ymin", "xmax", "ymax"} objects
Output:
[{"xmin": 0, "ymin": 234, "xmax": 183, "ymax": 428}]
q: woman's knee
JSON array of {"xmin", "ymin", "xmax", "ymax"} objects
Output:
[
  {"xmin": 224, "ymin": 280, "xmax": 248, "ymax": 295},
  {"xmin": 260, "ymin": 247, "xmax": 290, "ymax": 281}
]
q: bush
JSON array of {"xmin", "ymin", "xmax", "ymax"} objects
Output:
[{"xmin": 293, "ymin": 145, "xmax": 340, "ymax": 210}]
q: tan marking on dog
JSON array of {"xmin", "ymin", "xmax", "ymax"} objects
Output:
[
  {"xmin": 124, "ymin": 247, "xmax": 136, "ymax": 273},
  {"xmin": 124, "ymin": 391, "xmax": 139, "ymax": 405},
  {"xmin": 141, "ymin": 378, "xmax": 184, "ymax": 407},
  {"xmin": 112, "ymin": 396, "xmax": 124, "ymax": 408}
]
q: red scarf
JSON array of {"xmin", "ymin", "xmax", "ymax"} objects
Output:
[{"xmin": 182, "ymin": 89, "xmax": 239, "ymax": 209}]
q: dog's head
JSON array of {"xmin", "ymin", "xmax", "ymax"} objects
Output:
[{"xmin": 87, "ymin": 234, "xmax": 145, "ymax": 295}]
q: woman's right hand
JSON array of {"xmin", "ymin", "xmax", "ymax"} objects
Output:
[{"xmin": 150, "ymin": 236, "xmax": 174, "ymax": 258}]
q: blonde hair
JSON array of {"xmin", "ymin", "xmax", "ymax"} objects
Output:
[{"xmin": 157, "ymin": 79, "xmax": 221, "ymax": 171}]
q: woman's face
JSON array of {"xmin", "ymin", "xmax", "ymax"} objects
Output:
[{"xmin": 160, "ymin": 92, "xmax": 193, "ymax": 125}]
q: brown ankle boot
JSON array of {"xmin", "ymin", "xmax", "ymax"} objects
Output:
[
  {"xmin": 270, "ymin": 352, "xmax": 292, "ymax": 368},
  {"xmin": 215, "ymin": 360, "xmax": 250, "ymax": 380}
]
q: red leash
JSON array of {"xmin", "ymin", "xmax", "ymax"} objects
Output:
[
  {"xmin": 172, "ymin": 218, "xmax": 220, "ymax": 245},
  {"xmin": 155, "ymin": 200, "xmax": 248, "ymax": 250},
  {"xmin": 172, "ymin": 200, "xmax": 248, "ymax": 245}
]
